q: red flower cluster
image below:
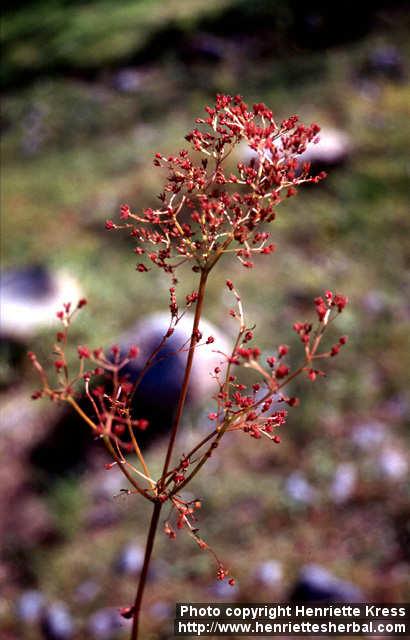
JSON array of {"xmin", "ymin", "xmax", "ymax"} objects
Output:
[{"xmin": 107, "ymin": 94, "xmax": 325, "ymax": 274}]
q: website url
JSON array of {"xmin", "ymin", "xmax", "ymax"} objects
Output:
[{"xmin": 175, "ymin": 619, "xmax": 407, "ymax": 636}]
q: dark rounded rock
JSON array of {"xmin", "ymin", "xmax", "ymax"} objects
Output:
[
  {"xmin": 29, "ymin": 312, "xmax": 229, "ymax": 476},
  {"xmin": 41, "ymin": 602, "xmax": 74, "ymax": 640},
  {"xmin": 289, "ymin": 564, "xmax": 364, "ymax": 603},
  {"xmin": 119, "ymin": 312, "xmax": 229, "ymax": 433},
  {"xmin": 364, "ymin": 45, "xmax": 405, "ymax": 81}
]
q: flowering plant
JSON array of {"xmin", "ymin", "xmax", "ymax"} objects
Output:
[{"xmin": 30, "ymin": 95, "xmax": 348, "ymax": 640}]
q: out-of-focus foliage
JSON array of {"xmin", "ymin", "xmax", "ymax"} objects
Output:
[
  {"xmin": 2, "ymin": 0, "xmax": 235, "ymax": 84},
  {"xmin": 1, "ymin": 0, "xmax": 398, "ymax": 85}
]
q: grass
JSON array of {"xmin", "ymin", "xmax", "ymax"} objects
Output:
[{"xmin": 1, "ymin": 0, "xmax": 237, "ymax": 84}]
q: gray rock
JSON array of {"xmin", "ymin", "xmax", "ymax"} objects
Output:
[
  {"xmin": 290, "ymin": 564, "xmax": 364, "ymax": 602},
  {"xmin": 112, "ymin": 69, "xmax": 143, "ymax": 93},
  {"xmin": 182, "ymin": 34, "xmax": 226, "ymax": 63},
  {"xmin": 121, "ymin": 312, "xmax": 229, "ymax": 407},
  {"xmin": 115, "ymin": 543, "xmax": 144, "ymax": 576},
  {"xmin": 209, "ymin": 580, "xmax": 239, "ymax": 598},
  {"xmin": 119, "ymin": 312, "xmax": 229, "ymax": 442},
  {"xmin": 330, "ymin": 463, "xmax": 357, "ymax": 503},
  {"xmin": 254, "ymin": 560, "xmax": 283, "ymax": 587},
  {"xmin": 17, "ymin": 590, "xmax": 45, "ymax": 623},
  {"xmin": 0, "ymin": 265, "xmax": 82, "ymax": 339},
  {"xmin": 365, "ymin": 45, "xmax": 405, "ymax": 80},
  {"xmin": 29, "ymin": 312, "xmax": 230, "ymax": 476},
  {"xmin": 296, "ymin": 128, "xmax": 351, "ymax": 168},
  {"xmin": 378, "ymin": 448, "xmax": 408, "ymax": 481},
  {"xmin": 351, "ymin": 421, "xmax": 386, "ymax": 450},
  {"xmin": 241, "ymin": 127, "xmax": 351, "ymax": 173},
  {"xmin": 41, "ymin": 602, "xmax": 74, "ymax": 640},
  {"xmin": 286, "ymin": 472, "xmax": 316, "ymax": 504},
  {"xmin": 88, "ymin": 608, "xmax": 123, "ymax": 639}
]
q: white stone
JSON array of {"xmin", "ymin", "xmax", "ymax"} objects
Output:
[
  {"xmin": 330, "ymin": 463, "xmax": 357, "ymax": 503},
  {"xmin": 378, "ymin": 448, "xmax": 408, "ymax": 480},
  {"xmin": 254, "ymin": 560, "xmax": 283, "ymax": 586},
  {"xmin": 0, "ymin": 268, "xmax": 82, "ymax": 339},
  {"xmin": 286, "ymin": 472, "xmax": 316, "ymax": 504}
]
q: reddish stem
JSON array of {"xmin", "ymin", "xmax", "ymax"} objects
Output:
[
  {"xmin": 130, "ymin": 501, "xmax": 162, "ymax": 640},
  {"xmin": 160, "ymin": 268, "xmax": 209, "ymax": 487},
  {"xmin": 131, "ymin": 268, "xmax": 208, "ymax": 640}
]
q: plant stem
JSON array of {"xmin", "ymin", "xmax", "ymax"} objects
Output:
[
  {"xmin": 126, "ymin": 416, "xmax": 156, "ymax": 490},
  {"xmin": 103, "ymin": 435, "xmax": 155, "ymax": 502},
  {"xmin": 160, "ymin": 268, "xmax": 209, "ymax": 487},
  {"xmin": 131, "ymin": 268, "xmax": 209, "ymax": 639},
  {"xmin": 131, "ymin": 500, "xmax": 162, "ymax": 640},
  {"xmin": 163, "ymin": 428, "xmax": 218, "ymax": 488},
  {"xmin": 169, "ymin": 427, "xmax": 225, "ymax": 497}
]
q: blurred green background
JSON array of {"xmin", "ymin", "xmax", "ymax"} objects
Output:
[{"xmin": 1, "ymin": 1, "xmax": 409, "ymax": 639}]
